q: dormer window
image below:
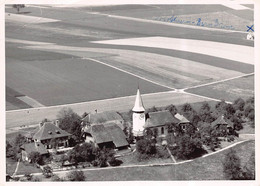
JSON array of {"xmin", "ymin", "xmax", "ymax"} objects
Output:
[
  {"xmin": 56, "ymin": 130, "xmax": 60, "ymax": 134},
  {"xmin": 48, "ymin": 131, "xmax": 52, "ymax": 134}
]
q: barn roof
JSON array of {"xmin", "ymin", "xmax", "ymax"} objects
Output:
[
  {"xmin": 84, "ymin": 123, "xmax": 129, "ymax": 148},
  {"xmin": 145, "ymin": 110, "xmax": 179, "ymax": 128},
  {"xmin": 21, "ymin": 142, "xmax": 48, "ymax": 155},
  {"xmin": 82, "ymin": 111, "xmax": 123, "ymax": 124},
  {"xmin": 211, "ymin": 115, "xmax": 234, "ymax": 128},
  {"xmin": 33, "ymin": 122, "xmax": 71, "ymax": 141}
]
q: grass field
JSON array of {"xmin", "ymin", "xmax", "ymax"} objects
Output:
[
  {"xmin": 186, "ymin": 75, "xmax": 254, "ymax": 102},
  {"xmin": 78, "ymin": 140, "xmax": 255, "ymax": 181}
]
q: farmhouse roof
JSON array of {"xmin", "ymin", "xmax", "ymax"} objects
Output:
[
  {"xmin": 132, "ymin": 88, "xmax": 145, "ymax": 112},
  {"xmin": 145, "ymin": 110, "xmax": 178, "ymax": 128},
  {"xmin": 21, "ymin": 142, "xmax": 48, "ymax": 155},
  {"xmin": 211, "ymin": 115, "xmax": 234, "ymax": 128},
  {"xmin": 174, "ymin": 113, "xmax": 190, "ymax": 123},
  {"xmin": 33, "ymin": 122, "xmax": 71, "ymax": 141},
  {"xmin": 82, "ymin": 111, "xmax": 123, "ymax": 124},
  {"xmin": 84, "ymin": 123, "xmax": 128, "ymax": 148}
]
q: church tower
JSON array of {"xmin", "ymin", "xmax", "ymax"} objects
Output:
[{"xmin": 132, "ymin": 88, "xmax": 146, "ymax": 137}]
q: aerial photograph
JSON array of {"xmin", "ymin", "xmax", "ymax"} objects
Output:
[{"xmin": 5, "ymin": 2, "xmax": 255, "ymax": 182}]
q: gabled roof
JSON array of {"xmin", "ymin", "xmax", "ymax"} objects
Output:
[
  {"xmin": 105, "ymin": 123, "xmax": 129, "ymax": 148},
  {"xmin": 33, "ymin": 122, "xmax": 71, "ymax": 141},
  {"xmin": 174, "ymin": 113, "xmax": 190, "ymax": 123},
  {"xmin": 84, "ymin": 123, "xmax": 129, "ymax": 148},
  {"xmin": 145, "ymin": 110, "xmax": 179, "ymax": 128},
  {"xmin": 211, "ymin": 115, "xmax": 234, "ymax": 128},
  {"xmin": 85, "ymin": 124, "xmax": 112, "ymax": 144},
  {"xmin": 21, "ymin": 142, "xmax": 48, "ymax": 155},
  {"xmin": 132, "ymin": 88, "xmax": 145, "ymax": 112},
  {"xmin": 82, "ymin": 111, "xmax": 123, "ymax": 124}
]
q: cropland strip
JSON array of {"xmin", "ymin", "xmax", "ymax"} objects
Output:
[
  {"xmin": 6, "ymin": 91, "xmax": 210, "ymax": 128},
  {"xmin": 186, "ymin": 74, "xmax": 254, "ymax": 102},
  {"xmin": 22, "ymin": 43, "xmax": 246, "ymax": 89},
  {"xmin": 17, "ymin": 96, "xmax": 45, "ymax": 108},
  {"xmin": 6, "ymin": 86, "xmax": 32, "ymax": 110},
  {"xmin": 5, "ymin": 13, "xmax": 59, "ymax": 24},
  {"xmin": 92, "ymin": 36, "xmax": 254, "ymax": 64}
]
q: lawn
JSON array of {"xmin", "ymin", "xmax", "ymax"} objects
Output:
[
  {"xmin": 80, "ymin": 140, "xmax": 254, "ymax": 181},
  {"xmin": 186, "ymin": 75, "xmax": 254, "ymax": 102}
]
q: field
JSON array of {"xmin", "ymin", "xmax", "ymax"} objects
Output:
[
  {"xmin": 5, "ymin": 5, "xmax": 254, "ymax": 130},
  {"xmin": 186, "ymin": 75, "xmax": 254, "ymax": 102}
]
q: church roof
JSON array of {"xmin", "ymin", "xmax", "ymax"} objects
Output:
[
  {"xmin": 82, "ymin": 111, "xmax": 123, "ymax": 124},
  {"xmin": 132, "ymin": 88, "xmax": 145, "ymax": 112},
  {"xmin": 211, "ymin": 115, "xmax": 233, "ymax": 128},
  {"xmin": 33, "ymin": 122, "xmax": 71, "ymax": 141},
  {"xmin": 145, "ymin": 110, "xmax": 178, "ymax": 128}
]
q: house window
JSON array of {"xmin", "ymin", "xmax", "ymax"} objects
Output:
[
  {"xmin": 181, "ymin": 125, "xmax": 186, "ymax": 130},
  {"xmin": 161, "ymin": 127, "xmax": 164, "ymax": 135}
]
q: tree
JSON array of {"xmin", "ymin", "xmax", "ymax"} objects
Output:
[
  {"xmin": 223, "ymin": 149, "xmax": 242, "ymax": 180},
  {"xmin": 42, "ymin": 165, "xmax": 53, "ymax": 178},
  {"xmin": 181, "ymin": 103, "xmax": 193, "ymax": 113},
  {"xmin": 233, "ymin": 98, "xmax": 245, "ymax": 111},
  {"xmin": 28, "ymin": 151, "xmax": 43, "ymax": 165},
  {"xmin": 165, "ymin": 104, "xmax": 178, "ymax": 116},
  {"xmin": 136, "ymin": 138, "xmax": 156, "ymax": 157},
  {"xmin": 67, "ymin": 142, "xmax": 96, "ymax": 163},
  {"xmin": 171, "ymin": 134, "xmax": 204, "ymax": 159},
  {"xmin": 67, "ymin": 170, "xmax": 85, "ymax": 181},
  {"xmin": 9, "ymin": 134, "xmax": 27, "ymax": 160},
  {"xmin": 12, "ymin": 4, "xmax": 25, "ymax": 13},
  {"xmin": 57, "ymin": 107, "xmax": 82, "ymax": 140}
]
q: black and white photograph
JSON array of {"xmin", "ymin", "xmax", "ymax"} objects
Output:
[{"xmin": 3, "ymin": 0, "xmax": 258, "ymax": 183}]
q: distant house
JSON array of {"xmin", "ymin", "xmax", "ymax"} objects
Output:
[
  {"xmin": 33, "ymin": 122, "xmax": 72, "ymax": 149},
  {"xmin": 83, "ymin": 123, "xmax": 129, "ymax": 150},
  {"xmin": 211, "ymin": 115, "xmax": 234, "ymax": 136},
  {"xmin": 82, "ymin": 111, "xmax": 125, "ymax": 130},
  {"xmin": 174, "ymin": 113, "xmax": 195, "ymax": 132},
  {"xmin": 20, "ymin": 142, "xmax": 48, "ymax": 162}
]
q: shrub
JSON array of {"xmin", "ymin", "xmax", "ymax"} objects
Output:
[
  {"xmin": 223, "ymin": 149, "xmax": 242, "ymax": 180},
  {"xmin": 66, "ymin": 170, "xmax": 85, "ymax": 181}
]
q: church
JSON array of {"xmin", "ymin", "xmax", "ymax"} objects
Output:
[{"xmin": 132, "ymin": 88, "xmax": 193, "ymax": 138}]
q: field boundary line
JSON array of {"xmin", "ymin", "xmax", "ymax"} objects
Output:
[
  {"xmin": 183, "ymin": 72, "xmax": 254, "ymax": 90},
  {"xmin": 83, "ymin": 57, "xmax": 175, "ymax": 90}
]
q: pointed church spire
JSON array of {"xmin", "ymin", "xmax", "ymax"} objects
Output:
[{"xmin": 132, "ymin": 88, "xmax": 145, "ymax": 112}]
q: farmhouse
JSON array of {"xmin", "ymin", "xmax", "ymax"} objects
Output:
[
  {"xmin": 82, "ymin": 111, "xmax": 125, "ymax": 130},
  {"xmin": 82, "ymin": 122, "xmax": 129, "ymax": 150},
  {"xmin": 20, "ymin": 142, "xmax": 48, "ymax": 162},
  {"xmin": 211, "ymin": 115, "xmax": 234, "ymax": 136},
  {"xmin": 132, "ymin": 88, "xmax": 193, "ymax": 137},
  {"xmin": 33, "ymin": 121, "xmax": 72, "ymax": 149}
]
